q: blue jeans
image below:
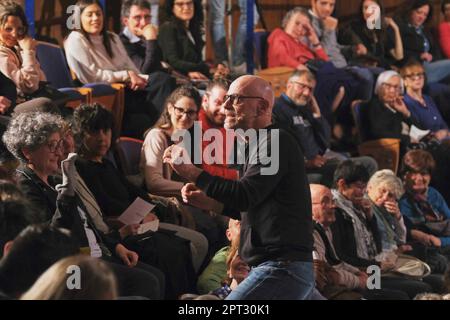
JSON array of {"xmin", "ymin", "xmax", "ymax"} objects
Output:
[
  {"xmin": 424, "ymin": 60, "xmax": 450, "ymax": 84},
  {"xmin": 209, "ymin": 0, "xmax": 259, "ymax": 65},
  {"xmin": 226, "ymin": 260, "xmax": 314, "ymax": 300}
]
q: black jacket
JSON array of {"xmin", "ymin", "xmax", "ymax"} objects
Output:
[
  {"xmin": 16, "ymin": 167, "xmax": 120, "ymax": 254},
  {"xmin": 360, "ymin": 96, "xmax": 423, "ymax": 150},
  {"xmin": 119, "ymin": 32, "xmax": 163, "ymax": 75},
  {"xmin": 196, "ymin": 125, "xmax": 313, "ymax": 266},
  {"xmin": 330, "ymin": 207, "xmax": 382, "ymax": 268},
  {"xmin": 157, "ymin": 18, "xmax": 209, "ymax": 76},
  {"xmin": 273, "ymin": 94, "xmax": 331, "ymax": 160},
  {"xmin": 0, "ymin": 71, "xmax": 17, "ymax": 113},
  {"xmin": 396, "ymin": 19, "xmax": 442, "ymax": 64}
]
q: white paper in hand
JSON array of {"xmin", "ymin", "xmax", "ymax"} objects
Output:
[
  {"xmin": 409, "ymin": 125, "xmax": 430, "ymax": 142},
  {"xmin": 118, "ymin": 197, "xmax": 155, "ymax": 225},
  {"xmin": 138, "ymin": 219, "xmax": 160, "ymax": 234}
]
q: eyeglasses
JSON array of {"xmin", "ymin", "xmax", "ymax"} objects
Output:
[
  {"xmin": 382, "ymin": 83, "xmax": 402, "ymax": 91},
  {"xmin": 172, "ymin": 105, "xmax": 198, "ymax": 118},
  {"xmin": 404, "ymin": 73, "xmax": 425, "ymax": 80},
  {"xmin": 224, "ymin": 94, "xmax": 267, "ymax": 106},
  {"xmin": 174, "ymin": 1, "xmax": 194, "ymax": 8},
  {"xmin": 46, "ymin": 139, "xmax": 64, "ymax": 154},
  {"xmin": 291, "ymin": 81, "xmax": 314, "ymax": 92}
]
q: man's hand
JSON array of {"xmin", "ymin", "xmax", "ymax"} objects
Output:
[
  {"xmin": 308, "ymin": 96, "xmax": 321, "ymax": 117},
  {"xmin": 213, "ymin": 63, "xmax": 230, "ymax": 79},
  {"xmin": 182, "ymin": 183, "xmax": 224, "ymax": 212},
  {"xmin": 188, "ymin": 72, "xmax": 209, "ymax": 81},
  {"xmin": 115, "ymin": 244, "xmax": 139, "ymax": 267},
  {"xmin": 354, "ymin": 44, "xmax": 368, "ymax": 56},
  {"xmin": 139, "ymin": 24, "xmax": 158, "ymax": 41},
  {"xmin": 356, "ymin": 271, "xmax": 368, "ymax": 289},
  {"xmin": 429, "ymin": 235, "xmax": 442, "ymax": 247},
  {"xmin": 142, "ymin": 212, "xmax": 158, "ymax": 223},
  {"xmin": 127, "ymin": 70, "xmax": 147, "ymax": 91},
  {"xmin": 163, "ymin": 144, "xmax": 203, "ymax": 182},
  {"xmin": 434, "ymin": 129, "xmax": 449, "ymax": 141},
  {"xmin": 0, "ymin": 96, "xmax": 12, "ymax": 114},
  {"xmin": 323, "ymin": 16, "xmax": 338, "ymax": 31},
  {"xmin": 305, "ymin": 155, "xmax": 327, "ymax": 169}
]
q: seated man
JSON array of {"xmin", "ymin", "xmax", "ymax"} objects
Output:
[
  {"xmin": 120, "ymin": 0, "xmax": 164, "ymax": 75},
  {"xmin": 199, "ymin": 79, "xmax": 238, "ymax": 180},
  {"xmin": 273, "ymin": 70, "xmax": 377, "ymax": 187},
  {"xmin": 311, "ymin": 184, "xmax": 408, "ymax": 300}
]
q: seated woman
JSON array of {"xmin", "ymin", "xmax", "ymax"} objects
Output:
[
  {"xmin": 399, "ymin": 150, "xmax": 450, "ymax": 259},
  {"xmin": 366, "ymin": 170, "xmax": 409, "ymax": 253},
  {"xmin": 64, "ymin": 0, "xmax": 176, "ymax": 138},
  {"xmin": 396, "ymin": 0, "xmax": 450, "ymax": 84},
  {"xmin": 401, "ymin": 60, "xmax": 450, "ymax": 141},
  {"xmin": 267, "ymin": 7, "xmax": 367, "ymax": 128},
  {"xmin": 72, "ymin": 103, "xmax": 208, "ymax": 298},
  {"xmin": 141, "ymin": 85, "xmax": 226, "ymax": 257},
  {"xmin": 158, "ymin": 0, "xmax": 228, "ymax": 81},
  {"xmin": 0, "ymin": 2, "xmax": 59, "ymax": 116},
  {"xmin": 360, "ymin": 70, "xmax": 424, "ymax": 155},
  {"xmin": 2, "ymin": 111, "xmax": 165, "ymax": 300},
  {"xmin": 339, "ymin": 0, "xmax": 403, "ymax": 69}
]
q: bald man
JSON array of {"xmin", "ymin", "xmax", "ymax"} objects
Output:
[{"xmin": 164, "ymin": 75, "xmax": 314, "ymax": 300}]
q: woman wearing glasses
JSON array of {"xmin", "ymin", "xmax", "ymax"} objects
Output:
[
  {"xmin": 360, "ymin": 70, "xmax": 424, "ymax": 155},
  {"xmin": 64, "ymin": 0, "xmax": 176, "ymax": 139},
  {"xmin": 400, "ymin": 61, "xmax": 449, "ymax": 141},
  {"xmin": 141, "ymin": 85, "xmax": 200, "ymax": 197},
  {"xmin": 158, "ymin": 0, "xmax": 228, "ymax": 81}
]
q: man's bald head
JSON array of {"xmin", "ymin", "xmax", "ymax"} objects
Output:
[
  {"xmin": 310, "ymin": 184, "xmax": 336, "ymax": 227},
  {"xmin": 224, "ymin": 76, "xmax": 274, "ymax": 130},
  {"xmin": 230, "ymin": 75, "xmax": 275, "ymax": 109}
]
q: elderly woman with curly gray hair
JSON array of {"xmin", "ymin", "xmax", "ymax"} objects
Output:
[{"xmin": 2, "ymin": 111, "xmax": 166, "ymax": 300}]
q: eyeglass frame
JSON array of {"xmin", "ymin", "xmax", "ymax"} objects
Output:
[
  {"xmin": 290, "ymin": 81, "xmax": 314, "ymax": 92},
  {"xmin": 46, "ymin": 139, "xmax": 65, "ymax": 154},
  {"xmin": 171, "ymin": 104, "xmax": 198, "ymax": 119},
  {"xmin": 223, "ymin": 94, "xmax": 267, "ymax": 107}
]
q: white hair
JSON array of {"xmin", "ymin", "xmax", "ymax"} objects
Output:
[{"xmin": 374, "ymin": 70, "xmax": 404, "ymax": 96}]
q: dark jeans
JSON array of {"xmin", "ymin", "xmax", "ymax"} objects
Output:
[
  {"xmin": 122, "ymin": 71, "xmax": 176, "ymax": 139},
  {"xmin": 103, "ymin": 255, "xmax": 165, "ymax": 300},
  {"xmin": 381, "ymin": 276, "xmax": 432, "ymax": 299}
]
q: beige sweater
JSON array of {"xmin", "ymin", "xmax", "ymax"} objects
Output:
[
  {"xmin": 64, "ymin": 31, "xmax": 141, "ymax": 84},
  {"xmin": 140, "ymin": 128, "xmax": 185, "ymax": 197},
  {"xmin": 0, "ymin": 45, "xmax": 46, "ymax": 98}
]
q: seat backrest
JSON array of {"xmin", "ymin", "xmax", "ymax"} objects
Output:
[
  {"xmin": 115, "ymin": 137, "xmax": 144, "ymax": 176},
  {"xmin": 358, "ymin": 138, "xmax": 401, "ymax": 174},
  {"xmin": 36, "ymin": 41, "xmax": 74, "ymax": 89},
  {"xmin": 256, "ymin": 67, "xmax": 295, "ymax": 97},
  {"xmin": 254, "ymin": 30, "xmax": 270, "ymax": 70}
]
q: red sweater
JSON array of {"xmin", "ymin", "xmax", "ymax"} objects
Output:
[
  {"xmin": 438, "ymin": 22, "xmax": 450, "ymax": 59},
  {"xmin": 198, "ymin": 109, "xmax": 238, "ymax": 180},
  {"xmin": 267, "ymin": 28, "xmax": 329, "ymax": 69}
]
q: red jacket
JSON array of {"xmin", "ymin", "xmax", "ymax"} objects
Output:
[
  {"xmin": 438, "ymin": 22, "xmax": 450, "ymax": 59},
  {"xmin": 267, "ymin": 28, "xmax": 329, "ymax": 69},
  {"xmin": 198, "ymin": 109, "xmax": 238, "ymax": 180}
]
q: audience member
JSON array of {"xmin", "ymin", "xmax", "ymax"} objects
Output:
[
  {"xmin": 21, "ymin": 255, "xmax": 118, "ymax": 300},
  {"xmin": 438, "ymin": 0, "xmax": 450, "ymax": 59}
]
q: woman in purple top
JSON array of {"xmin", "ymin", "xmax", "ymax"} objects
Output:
[{"xmin": 400, "ymin": 60, "xmax": 449, "ymax": 141}]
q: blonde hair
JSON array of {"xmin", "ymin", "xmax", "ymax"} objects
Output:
[
  {"xmin": 21, "ymin": 255, "xmax": 118, "ymax": 300},
  {"xmin": 367, "ymin": 169, "xmax": 404, "ymax": 200}
]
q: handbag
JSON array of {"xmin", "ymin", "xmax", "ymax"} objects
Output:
[{"xmin": 25, "ymin": 81, "xmax": 71, "ymax": 106}]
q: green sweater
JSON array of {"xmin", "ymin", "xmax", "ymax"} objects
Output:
[{"xmin": 197, "ymin": 246, "xmax": 230, "ymax": 294}]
